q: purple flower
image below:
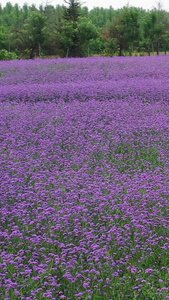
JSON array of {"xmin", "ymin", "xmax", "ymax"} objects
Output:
[{"xmin": 1, "ymin": 55, "xmax": 169, "ymax": 299}]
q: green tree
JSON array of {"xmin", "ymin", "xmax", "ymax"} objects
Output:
[
  {"xmin": 77, "ymin": 17, "xmax": 98, "ymax": 56},
  {"xmin": 121, "ymin": 7, "xmax": 140, "ymax": 55},
  {"xmin": 22, "ymin": 11, "xmax": 47, "ymax": 58},
  {"xmin": 63, "ymin": 0, "xmax": 81, "ymax": 56},
  {"xmin": 0, "ymin": 26, "xmax": 8, "ymax": 50},
  {"xmin": 22, "ymin": 4, "xmax": 29, "ymax": 20},
  {"xmin": 89, "ymin": 6, "xmax": 117, "ymax": 28},
  {"xmin": 43, "ymin": 29, "xmax": 63, "ymax": 57},
  {"xmin": 88, "ymin": 36, "xmax": 105, "ymax": 55},
  {"xmin": 64, "ymin": 0, "xmax": 81, "ymax": 22},
  {"xmin": 104, "ymin": 38, "xmax": 119, "ymax": 56},
  {"xmin": 103, "ymin": 7, "xmax": 140, "ymax": 56},
  {"xmin": 143, "ymin": 10, "xmax": 164, "ymax": 55},
  {"xmin": 61, "ymin": 22, "xmax": 75, "ymax": 57},
  {"xmin": 103, "ymin": 17, "xmax": 127, "ymax": 56},
  {"xmin": 0, "ymin": 2, "xmax": 169, "ymax": 59},
  {"xmin": 160, "ymin": 30, "xmax": 169, "ymax": 54}
]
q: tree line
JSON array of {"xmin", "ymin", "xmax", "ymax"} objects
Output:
[{"xmin": 0, "ymin": 0, "xmax": 169, "ymax": 59}]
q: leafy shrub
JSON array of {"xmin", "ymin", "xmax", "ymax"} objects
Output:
[{"xmin": 0, "ymin": 49, "xmax": 17, "ymax": 60}]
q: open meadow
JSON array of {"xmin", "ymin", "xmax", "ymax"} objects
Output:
[{"xmin": 0, "ymin": 56, "xmax": 169, "ymax": 299}]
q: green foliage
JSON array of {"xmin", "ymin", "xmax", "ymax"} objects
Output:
[
  {"xmin": 77, "ymin": 17, "xmax": 99, "ymax": 56},
  {"xmin": 104, "ymin": 38, "xmax": 119, "ymax": 56},
  {"xmin": 110, "ymin": 144, "xmax": 163, "ymax": 172},
  {"xmin": 62, "ymin": 0, "xmax": 82, "ymax": 57},
  {"xmin": 0, "ymin": 1, "xmax": 169, "ymax": 58},
  {"xmin": 0, "ymin": 49, "xmax": 17, "ymax": 60},
  {"xmin": 143, "ymin": 9, "xmax": 165, "ymax": 54},
  {"xmin": 61, "ymin": 22, "xmax": 75, "ymax": 57},
  {"xmin": 121, "ymin": 7, "xmax": 141, "ymax": 54},
  {"xmin": 103, "ymin": 6, "xmax": 141, "ymax": 56},
  {"xmin": 21, "ymin": 11, "xmax": 47, "ymax": 58},
  {"xmin": 161, "ymin": 30, "xmax": 169, "ymax": 53},
  {"xmin": 88, "ymin": 36, "xmax": 105, "ymax": 55},
  {"xmin": 89, "ymin": 6, "xmax": 117, "ymax": 28},
  {"xmin": 64, "ymin": 0, "xmax": 81, "ymax": 22},
  {"xmin": 0, "ymin": 26, "xmax": 8, "ymax": 50}
]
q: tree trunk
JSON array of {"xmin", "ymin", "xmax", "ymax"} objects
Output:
[
  {"xmin": 30, "ymin": 47, "xmax": 35, "ymax": 59},
  {"xmin": 152, "ymin": 43, "xmax": 154, "ymax": 55},
  {"xmin": 129, "ymin": 44, "xmax": 133, "ymax": 56},
  {"xmin": 88, "ymin": 45, "xmax": 90, "ymax": 57},
  {"xmin": 66, "ymin": 47, "xmax": 69, "ymax": 57},
  {"xmin": 38, "ymin": 43, "xmax": 41, "ymax": 57},
  {"xmin": 157, "ymin": 39, "xmax": 160, "ymax": 55}
]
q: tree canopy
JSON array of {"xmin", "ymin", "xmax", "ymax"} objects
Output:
[{"xmin": 0, "ymin": 2, "xmax": 169, "ymax": 59}]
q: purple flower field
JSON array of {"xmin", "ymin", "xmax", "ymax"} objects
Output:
[{"xmin": 0, "ymin": 56, "xmax": 169, "ymax": 299}]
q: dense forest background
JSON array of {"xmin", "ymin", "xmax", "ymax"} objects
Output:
[{"xmin": 0, "ymin": 0, "xmax": 169, "ymax": 59}]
